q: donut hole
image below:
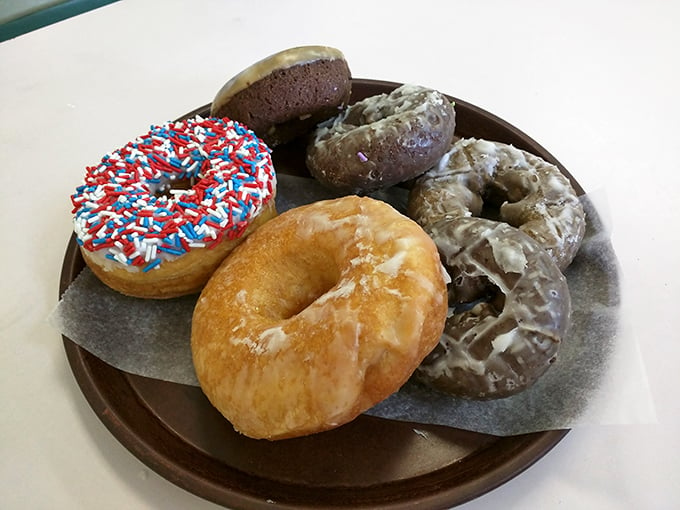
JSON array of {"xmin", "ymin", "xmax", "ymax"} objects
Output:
[
  {"xmin": 284, "ymin": 275, "xmax": 339, "ymax": 319},
  {"xmin": 477, "ymin": 171, "xmax": 538, "ymax": 223},
  {"xmin": 446, "ymin": 238, "xmax": 522, "ymax": 320},
  {"xmin": 152, "ymin": 176, "xmax": 197, "ymax": 199},
  {"xmin": 479, "ymin": 201, "xmax": 503, "ymax": 222},
  {"xmin": 263, "ymin": 250, "xmax": 342, "ymax": 320},
  {"xmin": 467, "ymin": 186, "xmax": 517, "ymax": 223},
  {"xmin": 449, "ymin": 269, "xmax": 506, "ymax": 316}
]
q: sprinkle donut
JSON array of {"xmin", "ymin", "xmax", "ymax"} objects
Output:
[
  {"xmin": 408, "ymin": 138, "xmax": 586, "ymax": 270},
  {"xmin": 415, "ymin": 217, "xmax": 572, "ymax": 399},
  {"xmin": 306, "ymin": 84, "xmax": 456, "ymax": 194},
  {"xmin": 71, "ymin": 115, "xmax": 277, "ymax": 299},
  {"xmin": 191, "ymin": 196, "xmax": 448, "ymax": 439}
]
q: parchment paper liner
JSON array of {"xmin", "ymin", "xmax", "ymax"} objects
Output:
[{"xmin": 49, "ymin": 174, "xmax": 655, "ymax": 436}]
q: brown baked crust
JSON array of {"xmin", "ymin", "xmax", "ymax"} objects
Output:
[
  {"xmin": 191, "ymin": 196, "xmax": 448, "ymax": 439},
  {"xmin": 82, "ymin": 201, "xmax": 277, "ymax": 299},
  {"xmin": 212, "ymin": 58, "xmax": 351, "ymax": 146}
]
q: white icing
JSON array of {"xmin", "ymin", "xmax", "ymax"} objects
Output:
[
  {"xmin": 235, "ymin": 289, "xmax": 248, "ymax": 304},
  {"xmin": 259, "ymin": 326, "xmax": 289, "ymax": 354},
  {"xmin": 440, "ymin": 262, "xmax": 452, "ymax": 285},
  {"xmin": 491, "ymin": 328, "xmax": 519, "ymax": 354},
  {"xmin": 230, "ymin": 335, "xmax": 265, "ymax": 355},
  {"xmin": 488, "ymin": 236, "xmax": 527, "ymax": 274},
  {"xmin": 410, "ymin": 137, "xmax": 586, "ymax": 270},
  {"xmin": 314, "ymin": 279, "xmax": 357, "ymax": 305},
  {"xmin": 431, "ymin": 332, "xmax": 488, "ymax": 376},
  {"xmin": 375, "ymin": 250, "xmax": 407, "ymax": 277},
  {"xmin": 313, "ymin": 84, "xmax": 451, "ymax": 150}
]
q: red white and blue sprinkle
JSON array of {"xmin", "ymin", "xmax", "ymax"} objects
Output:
[{"xmin": 71, "ymin": 115, "xmax": 276, "ymax": 272}]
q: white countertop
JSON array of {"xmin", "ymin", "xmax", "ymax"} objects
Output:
[{"xmin": 1, "ymin": 0, "xmax": 678, "ymax": 508}]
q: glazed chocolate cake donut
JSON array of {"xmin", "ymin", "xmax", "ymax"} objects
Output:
[
  {"xmin": 306, "ymin": 84, "xmax": 456, "ymax": 194},
  {"xmin": 211, "ymin": 46, "xmax": 352, "ymax": 147},
  {"xmin": 408, "ymin": 138, "xmax": 586, "ymax": 270},
  {"xmin": 415, "ymin": 217, "xmax": 571, "ymax": 399}
]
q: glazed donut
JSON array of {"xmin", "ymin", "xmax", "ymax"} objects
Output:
[
  {"xmin": 306, "ymin": 84, "xmax": 456, "ymax": 194},
  {"xmin": 71, "ymin": 115, "xmax": 277, "ymax": 299},
  {"xmin": 191, "ymin": 195, "xmax": 448, "ymax": 440},
  {"xmin": 415, "ymin": 217, "xmax": 571, "ymax": 399},
  {"xmin": 408, "ymin": 138, "xmax": 586, "ymax": 270},
  {"xmin": 211, "ymin": 45, "xmax": 352, "ymax": 147}
]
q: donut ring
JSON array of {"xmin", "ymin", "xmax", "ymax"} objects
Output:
[
  {"xmin": 191, "ymin": 195, "xmax": 448, "ymax": 439},
  {"xmin": 306, "ymin": 84, "xmax": 456, "ymax": 194},
  {"xmin": 408, "ymin": 138, "xmax": 586, "ymax": 270},
  {"xmin": 71, "ymin": 116, "xmax": 277, "ymax": 299},
  {"xmin": 211, "ymin": 46, "xmax": 352, "ymax": 147},
  {"xmin": 415, "ymin": 217, "xmax": 571, "ymax": 399}
]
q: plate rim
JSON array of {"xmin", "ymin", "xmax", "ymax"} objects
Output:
[{"xmin": 60, "ymin": 77, "xmax": 573, "ymax": 509}]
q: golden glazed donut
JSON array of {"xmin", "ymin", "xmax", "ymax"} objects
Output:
[
  {"xmin": 71, "ymin": 116, "xmax": 277, "ymax": 299},
  {"xmin": 191, "ymin": 195, "xmax": 449, "ymax": 440},
  {"xmin": 408, "ymin": 138, "xmax": 586, "ymax": 270}
]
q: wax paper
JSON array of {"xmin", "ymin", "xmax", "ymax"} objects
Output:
[{"xmin": 48, "ymin": 174, "xmax": 655, "ymax": 435}]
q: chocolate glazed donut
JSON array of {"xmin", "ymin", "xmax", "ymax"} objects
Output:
[
  {"xmin": 415, "ymin": 217, "xmax": 572, "ymax": 399},
  {"xmin": 306, "ymin": 84, "xmax": 456, "ymax": 194},
  {"xmin": 408, "ymin": 138, "xmax": 586, "ymax": 270}
]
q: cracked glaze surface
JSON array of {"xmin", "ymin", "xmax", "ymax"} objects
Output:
[
  {"xmin": 307, "ymin": 84, "xmax": 455, "ymax": 193},
  {"xmin": 416, "ymin": 217, "xmax": 571, "ymax": 399},
  {"xmin": 191, "ymin": 195, "xmax": 448, "ymax": 439},
  {"xmin": 408, "ymin": 138, "xmax": 585, "ymax": 270}
]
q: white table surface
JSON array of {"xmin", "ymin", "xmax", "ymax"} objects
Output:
[{"xmin": 1, "ymin": 0, "xmax": 678, "ymax": 508}]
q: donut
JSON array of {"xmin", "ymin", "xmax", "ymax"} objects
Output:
[
  {"xmin": 415, "ymin": 217, "xmax": 571, "ymax": 399},
  {"xmin": 191, "ymin": 195, "xmax": 449, "ymax": 440},
  {"xmin": 71, "ymin": 115, "xmax": 277, "ymax": 299},
  {"xmin": 210, "ymin": 45, "xmax": 352, "ymax": 147},
  {"xmin": 306, "ymin": 84, "xmax": 456, "ymax": 194},
  {"xmin": 408, "ymin": 138, "xmax": 586, "ymax": 270}
]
